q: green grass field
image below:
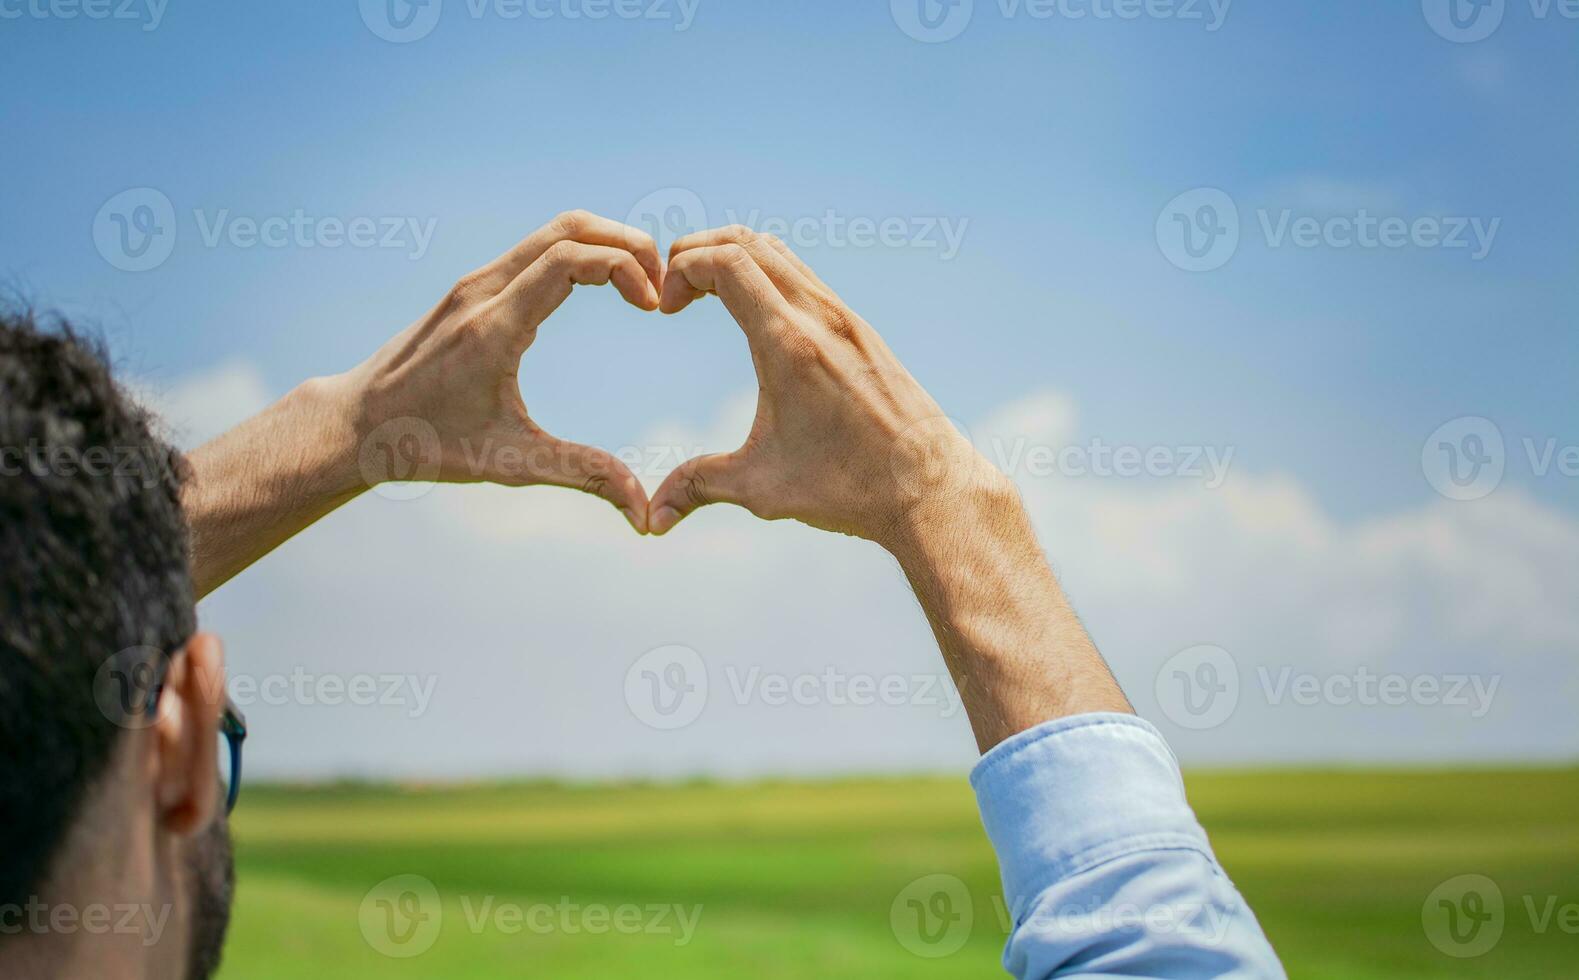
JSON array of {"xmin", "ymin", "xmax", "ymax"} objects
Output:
[{"xmin": 217, "ymin": 769, "xmax": 1578, "ymax": 979}]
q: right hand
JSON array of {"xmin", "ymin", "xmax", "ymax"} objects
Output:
[
  {"xmin": 649, "ymin": 226, "xmax": 1005, "ymax": 544},
  {"xmin": 341, "ymin": 210, "xmax": 663, "ymax": 532}
]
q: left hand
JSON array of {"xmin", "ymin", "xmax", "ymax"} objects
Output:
[{"xmin": 342, "ymin": 210, "xmax": 663, "ymax": 532}]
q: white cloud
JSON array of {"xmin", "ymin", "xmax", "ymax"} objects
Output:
[
  {"xmin": 132, "ymin": 361, "xmax": 273, "ymax": 449},
  {"xmin": 173, "ymin": 367, "xmax": 1579, "ymax": 779}
]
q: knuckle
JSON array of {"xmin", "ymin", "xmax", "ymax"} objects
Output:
[
  {"xmin": 448, "ymin": 270, "xmax": 491, "ymax": 305},
  {"xmin": 822, "ymin": 304, "xmax": 860, "ymax": 342},
  {"xmin": 677, "ymin": 466, "xmax": 712, "ymax": 509},
  {"xmin": 542, "ymin": 239, "xmax": 582, "ymax": 267},
  {"xmin": 629, "ymin": 226, "xmax": 658, "ymax": 255},
  {"xmin": 580, "ymin": 472, "xmax": 610, "ymax": 499},
  {"xmin": 717, "ymin": 242, "xmax": 753, "ymax": 269},
  {"xmin": 781, "ymin": 329, "xmax": 823, "ymax": 366},
  {"xmin": 553, "ymin": 209, "xmax": 591, "ymax": 235},
  {"xmin": 720, "ymin": 224, "xmax": 756, "ymax": 243}
]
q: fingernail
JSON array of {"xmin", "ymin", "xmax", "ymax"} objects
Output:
[
  {"xmin": 621, "ymin": 508, "xmax": 648, "ymax": 535},
  {"xmin": 650, "ymin": 506, "xmax": 681, "ymax": 536}
]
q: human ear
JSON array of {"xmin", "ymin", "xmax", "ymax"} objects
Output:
[{"xmin": 154, "ymin": 632, "xmax": 226, "ymax": 836}]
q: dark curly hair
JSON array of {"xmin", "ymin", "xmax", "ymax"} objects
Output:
[{"xmin": 0, "ymin": 304, "xmax": 195, "ymax": 907}]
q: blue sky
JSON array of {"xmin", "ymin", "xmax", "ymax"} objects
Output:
[{"xmin": 2, "ymin": 2, "xmax": 1576, "ymax": 775}]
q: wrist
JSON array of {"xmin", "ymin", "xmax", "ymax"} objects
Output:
[
  {"xmin": 877, "ymin": 464, "xmax": 1030, "ymax": 568},
  {"xmin": 286, "ymin": 371, "xmax": 372, "ymax": 500}
]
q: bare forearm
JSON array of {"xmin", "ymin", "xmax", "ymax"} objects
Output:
[
  {"xmin": 183, "ymin": 375, "xmax": 365, "ymax": 598},
  {"xmin": 880, "ymin": 476, "xmax": 1133, "ymax": 753}
]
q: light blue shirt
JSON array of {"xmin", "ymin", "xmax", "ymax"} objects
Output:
[{"xmin": 971, "ymin": 713, "xmax": 1286, "ymax": 979}]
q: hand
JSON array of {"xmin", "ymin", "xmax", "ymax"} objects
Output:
[
  {"xmin": 649, "ymin": 226, "xmax": 1003, "ymax": 543},
  {"xmin": 650, "ymin": 226, "xmax": 1129, "ymax": 748},
  {"xmin": 342, "ymin": 210, "xmax": 663, "ymax": 532}
]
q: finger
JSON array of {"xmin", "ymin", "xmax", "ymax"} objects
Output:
[
  {"xmin": 759, "ymin": 234, "xmax": 836, "ymax": 295},
  {"xmin": 521, "ymin": 432, "xmax": 652, "ymax": 534},
  {"xmin": 658, "ymin": 245, "xmax": 786, "ymax": 341},
  {"xmin": 494, "ymin": 240, "xmax": 659, "ymax": 340},
  {"xmin": 473, "ymin": 210, "xmax": 663, "ymax": 296},
  {"xmin": 670, "ymin": 226, "xmax": 827, "ymax": 307},
  {"xmin": 648, "ymin": 451, "xmax": 749, "ymax": 536}
]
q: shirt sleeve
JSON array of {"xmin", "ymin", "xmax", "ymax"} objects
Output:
[{"xmin": 970, "ymin": 713, "xmax": 1286, "ymax": 979}]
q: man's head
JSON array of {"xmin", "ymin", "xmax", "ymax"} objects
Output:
[{"xmin": 0, "ymin": 306, "xmax": 233, "ymax": 979}]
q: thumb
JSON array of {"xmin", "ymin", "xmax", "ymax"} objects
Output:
[
  {"xmin": 516, "ymin": 431, "xmax": 652, "ymax": 534},
  {"xmin": 649, "ymin": 451, "xmax": 749, "ymax": 536}
]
